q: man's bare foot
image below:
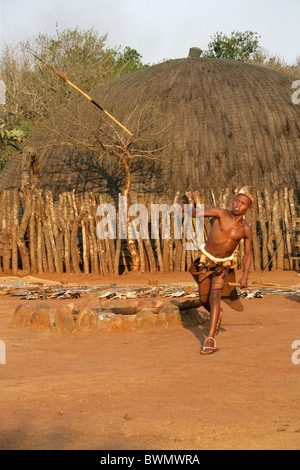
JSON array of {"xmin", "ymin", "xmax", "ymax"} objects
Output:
[{"xmin": 200, "ymin": 337, "xmax": 219, "ymax": 355}]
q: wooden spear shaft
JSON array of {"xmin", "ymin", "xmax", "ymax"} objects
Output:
[
  {"xmin": 227, "ymin": 282, "xmax": 296, "ymax": 291},
  {"xmin": 32, "ymin": 53, "xmax": 134, "ymax": 137}
]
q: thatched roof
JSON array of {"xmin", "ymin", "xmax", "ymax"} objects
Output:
[{"xmin": 1, "ymin": 57, "xmax": 299, "ymax": 196}]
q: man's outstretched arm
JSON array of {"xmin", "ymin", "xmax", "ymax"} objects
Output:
[{"xmin": 180, "ymin": 204, "xmax": 226, "ymax": 219}]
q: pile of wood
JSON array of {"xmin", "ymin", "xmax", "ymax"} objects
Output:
[{"xmin": 0, "ymin": 186, "xmax": 298, "ymax": 275}]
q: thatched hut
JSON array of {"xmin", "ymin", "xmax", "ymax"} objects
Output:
[{"xmin": 0, "ymin": 55, "xmax": 299, "ymax": 198}]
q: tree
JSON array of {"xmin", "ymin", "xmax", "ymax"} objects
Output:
[
  {"xmin": 0, "ymin": 121, "xmax": 30, "ymax": 170},
  {"xmin": 0, "ymin": 27, "xmax": 148, "ymax": 151},
  {"xmin": 115, "ymin": 46, "xmax": 149, "ymax": 75},
  {"xmin": 203, "ymin": 31, "xmax": 261, "ymax": 62},
  {"xmin": 35, "ymin": 90, "xmax": 171, "ymax": 272},
  {"xmin": 248, "ymin": 48, "xmax": 300, "ymax": 77}
]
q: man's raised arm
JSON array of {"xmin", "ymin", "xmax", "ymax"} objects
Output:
[{"xmin": 180, "ymin": 204, "xmax": 226, "ymax": 219}]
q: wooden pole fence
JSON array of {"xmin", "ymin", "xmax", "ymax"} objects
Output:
[{"xmin": 0, "ymin": 187, "xmax": 299, "ymax": 275}]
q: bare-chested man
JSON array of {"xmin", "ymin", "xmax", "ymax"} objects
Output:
[{"xmin": 181, "ymin": 188, "xmax": 253, "ymax": 355}]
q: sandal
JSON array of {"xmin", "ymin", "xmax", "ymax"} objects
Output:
[
  {"xmin": 200, "ymin": 337, "xmax": 220, "ymax": 355},
  {"xmin": 216, "ymin": 307, "xmax": 223, "ymax": 336}
]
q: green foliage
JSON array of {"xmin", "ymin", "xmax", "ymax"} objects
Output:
[
  {"xmin": 15, "ymin": 120, "xmax": 35, "ymax": 137},
  {"xmin": 0, "ymin": 122, "xmax": 25, "ymax": 143},
  {"xmin": 0, "ymin": 26, "xmax": 148, "ymax": 131},
  {"xmin": 202, "ymin": 30, "xmax": 299, "ymax": 77},
  {"xmin": 0, "ymin": 121, "xmax": 28, "ymax": 169},
  {"xmin": 0, "ymin": 26, "xmax": 149, "ymax": 170},
  {"xmin": 203, "ymin": 31, "xmax": 261, "ymax": 62},
  {"xmin": 115, "ymin": 46, "xmax": 149, "ymax": 74}
]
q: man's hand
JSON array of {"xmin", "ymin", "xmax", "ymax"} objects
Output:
[{"xmin": 238, "ymin": 276, "xmax": 248, "ymax": 288}]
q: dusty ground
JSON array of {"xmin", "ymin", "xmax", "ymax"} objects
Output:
[{"xmin": 0, "ymin": 269, "xmax": 299, "ymax": 450}]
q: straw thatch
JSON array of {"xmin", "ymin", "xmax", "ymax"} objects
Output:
[{"xmin": 0, "ymin": 57, "xmax": 299, "ymax": 197}]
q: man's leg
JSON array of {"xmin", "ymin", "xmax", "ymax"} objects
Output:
[
  {"xmin": 197, "ymin": 274, "xmax": 211, "ymax": 313},
  {"xmin": 201, "ymin": 270, "xmax": 228, "ymax": 354}
]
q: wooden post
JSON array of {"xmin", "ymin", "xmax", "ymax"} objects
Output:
[
  {"xmin": 113, "ymin": 202, "xmax": 121, "ymax": 274},
  {"xmin": 80, "ymin": 194, "xmax": 90, "ymax": 274},
  {"xmin": 157, "ymin": 196, "xmax": 169, "ymax": 273},
  {"xmin": 192, "ymin": 190, "xmax": 204, "ymax": 261},
  {"xmin": 250, "ymin": 191, "xmax": 261, "ymax": 271},
  {"xmin": 17, "ymin": 188, "xmax": 33, "ymax": 274},
  {"xmin": 264, "ymin": 189, "xmax": 275, "ymax": 271},
  {"xmin": 102, "ymin": 194, "xmax": 115, "ymax": 265},
  {"xmin": 70, "ymin": 211, "xmax": 87, "ymax": 274},
  {"xmin": 47, "ymin": 190, "xmax": 64, "ymax": 272},
  {"xmin": 273, "ymin": 190, "xmax": 284, "ymax": 270},
  {"xmin": 1, "ymin": 191, "xmax": 12, "ymax": 274},
  {"xmin": 126, "ymin": 194, "xmax": 140, "ymax": 272},
  {"xmin": 283, "ymin": 187, "xmax": 292, "ymax": 269},
  {"xmin": 29, "ymin": 189, "xmax": 37, "ymax": 273},
  {"xmin": 288, "ymin": 189, "xmax": 297, "ymax": 222},
  {"xmin": 168, "ymin": 196, "xmax": 174, "ymax": 272},
  {"xmin": 257, "ymin": 191, "xmax": 268, "ymax": 270},
  {"xmin": 279, "ymin": 187, "xmax": 289, "ymax": 269},
  {"xmin": 95, "ymin": 194, "xmax": 108, "ymax": 276},
  {"xmin": 184, "ymin": 192, "xmax": 193, "ymax": 269},
  {"xmin": 35, "ymin": 190, "xmax": 48, "ymax": 273},
  {"xmin": 173, "ymin": 192, "xmax": 183, "ymax": 272},
  {"xmin": 59, "ymin": 192, "xmax": 72, "ymax": 273},
  {"xmin": 39, "ymin": 193, "xmax": 54, "ymax": 274},
  {"xmin": 149, "ymin": 194, "xmax": 163, "ymax": 273},
  {"xmin": 36, "ymin": 209, "xmax": 43, "ymax": 274},
  {"xmin": 89, "ymin": 193, "xmax": 100, "ymax": 274},
  {"xmin": 99, "ymin": 194, "xmax": 113, "ymax": 274},
  {"xmin": 139, "ymin": 196, "xmax": 156, "ymax": 273},
  {"xmin": 11, "ymin": 189, "xmax": 19, "ymax": 275}
]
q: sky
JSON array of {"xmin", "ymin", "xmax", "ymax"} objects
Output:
[{"xmin": 0, "ymin": 0, "xmax": 299, "ymax": 65}]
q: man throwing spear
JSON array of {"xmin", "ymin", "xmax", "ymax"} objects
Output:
[{"xmin": 181, "ymin": 187, "xmax": 254, "ymax": 355}]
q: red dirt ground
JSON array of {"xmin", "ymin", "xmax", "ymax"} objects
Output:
[{"xmin": 0, "ymin": 269, "xmax": 299, "ymax": 450}]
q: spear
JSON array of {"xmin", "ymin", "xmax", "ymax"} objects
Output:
[
  {"xmin": 32, "ymin": 53, "xmax": 134, "ymax": 137},
  {"xmin": 227, "ymin": 282, "xmax": 296, "ymax": 291}
]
